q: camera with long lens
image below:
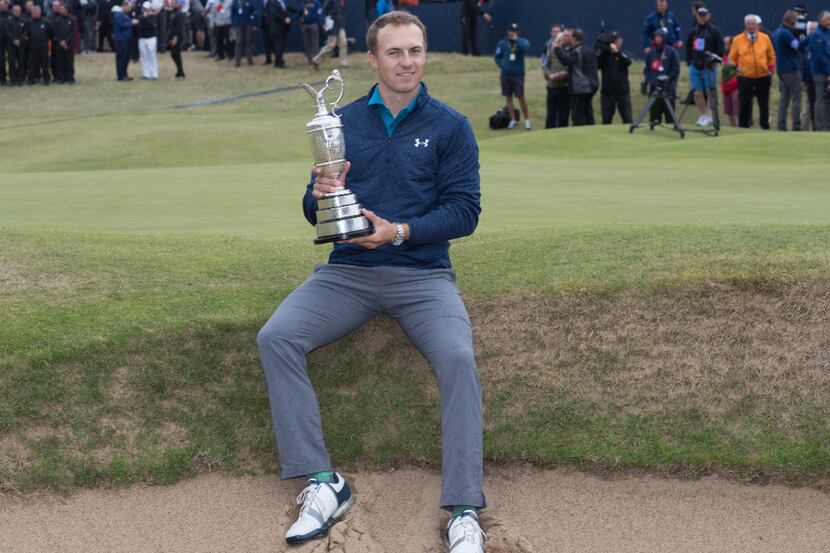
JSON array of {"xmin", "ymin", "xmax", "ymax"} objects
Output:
[{"xmin": 702, "ymin": 51, "xmax": 723, "ymax": 68}]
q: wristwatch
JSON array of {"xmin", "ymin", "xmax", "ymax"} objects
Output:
[{"xmin": 391, "ymin": 223, "xmax": 405, "ymax": 246}]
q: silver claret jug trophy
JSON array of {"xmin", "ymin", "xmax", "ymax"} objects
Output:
[{"xmin": 302, "ymin": 70, "xmax": 374, "ymax": 244}]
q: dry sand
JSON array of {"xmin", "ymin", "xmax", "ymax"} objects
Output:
[{"xmin": 2, "ymin": 466, "xmax": 829, "ymax": 553}]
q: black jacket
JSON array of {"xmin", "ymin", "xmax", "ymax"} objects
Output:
[
  {"xmin": 7, "ymin": 15, "xmax": 27, "ymax": 43},
  {"xmin": 52, "ymin": 13, "xmax": 74, "ymax": 46},
  {"xmin": 460, "ymin": 0, "xmax": 483, "ymax": 18},
  {"xmin": 0, "ymin": 11, "xmax": 9, "ymax": 44},
  {"xmin": 267, "ymin": 0, "xmax": 293, "ymax": 32},
  {"xmin": 137, "ymin": 13, "xmax": 156, "ymax": 39},
  {"xmin": 169, "ymin": 10, "xmax": 186, "ymax": 43},
  {"xmin": 321, "ymin": 0, "xmax": 342, "ymax": 34},
  {"xmin": 26, "ymin": 17, "xmax": 51, "ymax": 48},
  {"xmin": 598, "ymin": 48, "xmax": 632, "ymax": 95},
  {"xmin": 685, "ymin": 22, "xmax": 724, "ymax": 69}
]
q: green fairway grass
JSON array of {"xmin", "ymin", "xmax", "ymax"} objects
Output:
[{"xmin": 1, "ymin": 52, "xmax": 830, "ymax": 493}]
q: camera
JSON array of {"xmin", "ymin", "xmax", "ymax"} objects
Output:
[
  {"xmin": 595, "ymin": 30, "xmax": 618, "ymax": 55},
  {"xmin": 702, "ymin": 51, "xmax": 723, "ymax": 67},
  {"xmin": 655, "ymin": 74, "xmax": 670, "ymax": 91},
  {"xmin": 794, "ymin": 5, "xmax": 809, "ymax": 40}
]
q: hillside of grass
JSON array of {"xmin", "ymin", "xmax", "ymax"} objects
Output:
[{"xmin": 1, "ymin": 53, "xmax": 829, "ymax": 494}]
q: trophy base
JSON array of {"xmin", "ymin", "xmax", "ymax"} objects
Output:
[{"xmin": 314, "ymin": 226, "xmax": 375, "ymax": 245}]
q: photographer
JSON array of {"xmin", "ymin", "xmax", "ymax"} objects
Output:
[
  {"xmin": 555, "ymin": 28, "xmax": 599, "ymax": 126},
  {"xmin": 685, "ymin": 5, "xmax": 723, "ymax": 127},
  {"xmin": 729, "ymin": 14, "xmax": 776, "ymax": 129},
  {"xmin": 597, "ymin": 31, "xmax": 632, "ymax": 124},
  {"xmin": 644, "ymin": 29, "xmax": 680, "ymax": 125},
  {"xmin": 773, "ymin": 10, "xmax": 808, "ymax": 131}
]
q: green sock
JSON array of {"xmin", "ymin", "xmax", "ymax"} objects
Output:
[
  {"xmin": 307, "ymin": 471, "xmax": 335, "ymax": 483},
  {"xmin": 451, "ymin": 505, "xmax": 477, "ymax": 517}
]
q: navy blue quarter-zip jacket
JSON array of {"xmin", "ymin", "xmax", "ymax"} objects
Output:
[{"xmin": 302, "ymin": 83, "xmax": 482, "ymax": 270}]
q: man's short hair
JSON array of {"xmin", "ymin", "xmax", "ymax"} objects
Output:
[
  {"xmin": 783, "ymin": 10, "xmax": 798, "ymax": 25},
  {"xmin": 692, "ymin": 2, "xmax": 705, "ymax": 11},
  {"xmin": 572, "ymin": 28, "xmax": 584, "ymax": 43},
  {"xmin": 366, "ymin": 11, "xmax": 427, "ymax": 55},
  {"xmin": 744, "ymin": 14, "xmax": 761, "ymax": 25}
]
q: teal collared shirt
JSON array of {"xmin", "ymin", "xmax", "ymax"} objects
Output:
[{"xmin": 368, "ymin": 83, "xmax": 422, "ymax": 138}]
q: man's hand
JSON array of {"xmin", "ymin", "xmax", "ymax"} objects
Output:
[
  {"xmin": 339, "ymin": 209, "xmax": 403, "ymax": 249},
  {"xmin": 483, "ymin": 13, "xmax": 491, "ymax": 23},
  {"xmin": 171, "ymin": 36, "xmax": 177, "ymax": 46},
  {"xmin": 311, "ymin": 161, "xmax": 350, "ymax": 200},
  {"xmin": 60, "ymin": 40, "xmax": 67, "ymax": 49}
]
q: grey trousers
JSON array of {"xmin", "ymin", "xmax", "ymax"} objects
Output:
[
  {"xmin": 302, "ymin": 24, "xmax": 319, "ymax": 63},
  {"xmin": 257, "ymin": 264, "xmax": 486, "ymax": 510},
  {"xmin": 815, "ymin": 76, "xmax": 829, "ymax": 131},
  {"xmin": 234, "ymin": 26, "xmax": 253, "ymax": 65},
  {"xmin": 777, "ymin": 72, "xmax": 801, "ymax": 130}
]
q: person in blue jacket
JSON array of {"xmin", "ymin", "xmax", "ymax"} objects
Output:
[
  {"xmin": 230, "ymin": 0, "xmax": 259, "ymax": 67},
  {"xmin": 773, "ymin": 10, "xmax": 808, "ymax": 131},
  {"xmin": 494, "ymin": 22, "xmax": 532, "ymax": 129},
  {"xmin": 644, "ymin": 29, "xmax": 680, "ymax": 124},
  {"xmin": 642, "ymin": 0, "xmax": 683, "ymax": 53},
  {"xmin": 112, "ymin": 0, "xmax": 133, "ymax": 81},
  {"xmin": 257, "ymin": 10, "xmax": 486, "ymax": 553},
  {"xmin": 808, "ymin": 11, "xmax": 830, "ymax": 130}
]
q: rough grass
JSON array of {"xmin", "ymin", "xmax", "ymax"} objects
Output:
[{"xmin": 1, "ymin": 53, "xmax": 830, "ymax": 494}]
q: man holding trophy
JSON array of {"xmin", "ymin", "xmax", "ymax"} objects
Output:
[{"xmin": 256, "ymin": 11, "xmax": 486, "ymax": 553}]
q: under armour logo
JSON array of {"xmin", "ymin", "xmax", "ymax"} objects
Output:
[{"xmin": 414, "ymin": 138, "xmax": 430, "ymax": 148}]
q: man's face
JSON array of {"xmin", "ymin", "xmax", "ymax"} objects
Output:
[
  {"xmin": 550, "ymin": 25, "xmax": 561, "ymax": 38},
  {"xmin": 745, "ymin": 19, "xmax": 758, "ymax": 34},
  {"xmin": 653, "ymin": 33, "xmax": 664, "ymax": 46},
  {"xmin": 32, "ymin": 5, "xmax": 40, "ymax": 17},
  {"xmin": 0, "ymin": 0, "xmax": 8, "ymax": 12},
  {"xmin": 615, "ymin": 36, "xmax": 624, "ymax": 49},
  {"xmin": 12, "ymin": 4, "xmax": 20, "ymax": 16},
  {"xmin": 52, "ymin": 1, "xmax": 60, "ymax": 13},
  {"xmin": 25, "ymin": 1, "xmax": 33, "ymax": 13},
  {"xmin": 507, "ymin": 30, "xmax": 518, "ymax": 40},
  {"xmin": 821, "ymin": 13, "xmax": 830, "ymax": 28},
  {"xmin": 657, "ymin": 0, "xmax": 667, "ymax": 14},
  {"xmin": 368, "ymin": 23, "xmax": 426, "ymax": 96},
  {"xmin": 561, "ymin": 30, "xmax": 573, "ymax": 47},
  {"xmin": 696, "ymin": 12, "xmax": 710, "ymax": 25}
]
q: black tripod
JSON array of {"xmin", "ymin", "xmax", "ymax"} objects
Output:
[
  {"xmin": 678, "ymin": 55, "xmax": 722, "ymax": 137},
  {"xmin": 630, "ymin": 76, "xmax": 685, "ymax": 138}
]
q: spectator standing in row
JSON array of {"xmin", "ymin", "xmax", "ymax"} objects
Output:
[
  {"xmin": 26, "ymin": 4, "xmax": 50, "ymax": 84},
  {"xmin": 299, "ymin": 0, "xmax": 320, "ymax": 69},
  {"xmin": 543, "ymin": 27, "xmax": 569, "ymax": 128},
  {"xmin": 311, "ymin": 0, "xmax": 347, "ymax": 68},
  {"xmin": 729, "ymin": 14, "xmax": 776, "ymax": 129},
  {"xmin": 209, "ymin": 0, "xmax": 231, "ymax": 60},
  {"xmin": 459, "ymin": 0, "xmax": 490, "ymax": 56},
  {"xmin": 597, "ymin": 31, "xmax": 633, "ymax": 124},
  {"xmin": 260, "ymin": 0, "xmax": 272, "ymax": 63},
  {"xmin": 0, "ymin": 0, "xmax": 9, "ymax": 86},
  {"xmin": 231, "ymin": 0, "xmax": 257, "ymax": 67},
  {"xmin": 5, "ymin": 3, "xmax": 24, "ymax": 85},
  {"xmin": 800, "ymin": 21, "xmax": 817, "ymax": 130},
  {"xmin": 137, "ymin": 1, "xmax": 158, "ymax": 79},
  {"xmin": 686, "ymin": 4, "xmax": 723, "ymax": 127},
  {"xmin": 78, "ymin": 0, "xmax": 97, "ymax": 53},
  {"xmin": 644, "ymin": 29, "xmax": 679, "ymax": 125},
  {"xmin": 642, "ymin": 0, "xmax": 682, "ymax": 93},
  {"xmin": 721, "ymin": 35, "xmax": 739, "ymax": 127},
  {"xmin": 773, "ymin": 10, "xmax": 807, "ymax": 131},
  {"xmin": 97, "ymin": 0, "xmax": 115, "ymax": 51},
  {"xmin": 113, "ymin": 0, "xmax": 133, "ymax": 80},
  {"xmin": 809, "ymin": 11, "xmax": 830, "ymax": 130},
  {"xmin": 494, "ymin": 22, "xmax": 531, "ymax": 130},
  {"xmin": 52, "ymin": 1, "xmax": 75, "ymax": 83},
  {"xmin": 168, "ymin": 0, "xmax": 185, "ymax": 78},
  {"xmin": 267, "ymin": 0, "xmax": 291, "ymax": 69},
  {"xmin": 555, "ymin": 28, "xmax": 599, "ymax": 126}
]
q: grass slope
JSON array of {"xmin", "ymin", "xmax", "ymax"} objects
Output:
[{"xmin": 1, "ymin": 53, "xmax": 830, "ymax": 493}]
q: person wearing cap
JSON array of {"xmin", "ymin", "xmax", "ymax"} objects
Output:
[
  {"xmin": 494, "ymin": 22, "xmax": 532, "ymax": 130},
  {"xmin": 773, "ymin": 10, "xmax": 808, "ymax": 131},
  {"xmin": 459, "ymin": 0, "xmax": 491, "ymax": 56},
  {"xmin": 728, "ymin": 14, "xmax": 776, "ymax": 129},
  {"xmin": 555, "ymin": 27, "xmax": 599, "ymax": 126},
  {"xmin": 644, "ymin": 28, "xmax": 680, "ymax": 125},
  {"xmin": 685, "ymin": 4, "xmax": 723, "ymax": 127},
  {"xmin": 112, "ymin": 0, "xmax": 133, "ymax": 80},
  {"xmin": 137, "ymin": 1, "xmax": 158, "ymax": 79},
  {"xmin": 808, "ymin": 11, "xmax": 830, "ymax": 130},
  {"xmin": 597, "ymin": 31, "xmax": 633, "ymax": 124}
]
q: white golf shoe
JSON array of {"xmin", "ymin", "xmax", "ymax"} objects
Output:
[
  {"xmin": 285, "ymin": 473, "xmax": 355, "ymax": 544},
  {"xmin": 446, "ymin": 510, "xmax": 486, "ymax": 553}
]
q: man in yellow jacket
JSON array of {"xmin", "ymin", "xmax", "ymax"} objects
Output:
[{"xmin": 728, "ymin": 14, "xmax": 776, "ymax": 129}]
